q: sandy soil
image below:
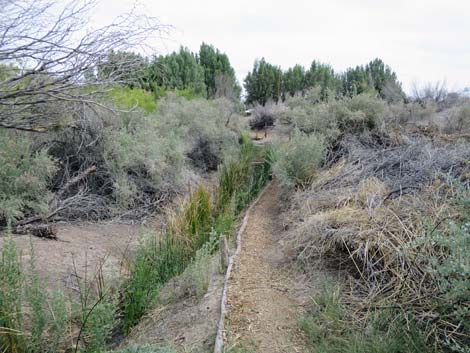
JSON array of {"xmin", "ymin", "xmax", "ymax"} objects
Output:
[
  {"xmin": 0, "ymin": 222, "xmax": 147, "ymax": 294},
  {"xmin": 225, "ymin": 181, "xmax": 310, "ymax": 353}
]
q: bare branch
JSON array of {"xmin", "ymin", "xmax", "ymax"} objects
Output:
[{"xmin": 0, "ymin": 0, "xmax": 170, "ymax": 131}]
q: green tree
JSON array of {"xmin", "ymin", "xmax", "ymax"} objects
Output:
[
  {"xmin": 198, "ymin": 43, "xmax": 240, "ymax": 99},
  {"xmin": 282, "ymin": 65, "xmax": 306, "ymax": 98},
  {"xmin": 148, "ymin": 47, "xmax": 206, "ymax": 96},
  {"xmin": 305, "ymin": 61, "xmax": 342, "ymax": 99},
  {"xmin": 342, "ymin": 59, "xmax": 403, "ymax": 99},
  {"xmin": 244, "ymin": 58, "xmax": 282, "ymax": 105}
]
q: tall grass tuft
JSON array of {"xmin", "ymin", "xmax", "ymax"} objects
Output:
[{"xmin": 301, "ymin": 282, "xmax": 437, "ymax": 353}]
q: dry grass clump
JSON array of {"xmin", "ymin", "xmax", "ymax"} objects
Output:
[{"xmin": 285, "ymin": 134, "xmax": 470, "ymax": 351}]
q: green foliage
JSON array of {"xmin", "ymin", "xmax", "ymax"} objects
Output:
[
  {"xmin": 0, "ymin": 130, "xmax": 57, "ymax": 224},
  {"xmin": 244, "ymin": 57, "xmax": 402, "ymax": 105},
  {"xmin": 274, "ymin": 130, "xmax": 326, "ymax": 188},
  {"xmin": 121, "ymin": 140, "xmax": 272, "ymax": 335},
  {"xmin": 0, "ymin": 231, "xmax": 25, "ymax": 353},
  {"xmin": 305, "ymin": 61, "xmax": 342, "ymax": 99},
  {"xmin": 0, "ymin": 232, "xmax": 69, "ymax": 353},
  {"xmin": 244, "ymin": 58, "xmax": 283, "ymax": 105},
  {"xmin": 108, "ymin": 86, "xmax": 157, "ymax": 113},
  {"xmin": 342, "ymin": 58, "xmax": 403, "ymax": 99},
  {"xmin": 121, "ymin": 185, "xmax": 214, "ymax": 333},
  {"xmin": 217, "ymin": 140, "xmax": 272, "ymax": 213},
  {"xmin": 111, "ymin": 344, "xmax": 176, "ymax": 353},
  {"xmin": 282, "ymin": 65, "xmax": 306, "ymax": 98},
  {"xmin": 149, "ymin": 47, "xmax": 206, "ymax": 97},
  {"xmin": 26, "ymin": 242, "xmax": 68, "ymax": 353},
  {"xmin": 301, "ymin": 283, "xmax": 436, "ymax": 353},
  {"xmin": 198, "ymin": 43, "xmax": 241, "ymax": 99}
]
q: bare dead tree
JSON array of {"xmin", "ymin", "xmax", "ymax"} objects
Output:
[
  {"xmin": 0, "ymin": 0, "xmax": 169, "ymax": 132},
  {"xmin": 411, "ymin": 80, "xmax": 448, "ymax": 107}
]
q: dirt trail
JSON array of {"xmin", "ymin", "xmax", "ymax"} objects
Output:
[{"xmin": 225, "ymin": 181, "xmax": 309, "ymax": 352}]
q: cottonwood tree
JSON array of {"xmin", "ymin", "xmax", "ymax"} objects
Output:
[{"xmin": 0, "ymin": 0, "xmax": 167, "ymax": 132}]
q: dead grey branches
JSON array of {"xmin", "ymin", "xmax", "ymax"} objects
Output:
[{"xmin": 0, "ymin": 0, "xmax": 168, "ymax": 131}]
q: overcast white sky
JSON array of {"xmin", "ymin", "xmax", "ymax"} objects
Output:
[{"xmin": 94, "ymin": 0, "xmax": 470, "ymax": 93}]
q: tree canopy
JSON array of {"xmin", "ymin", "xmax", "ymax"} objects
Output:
[{"xmin": 244, "ymin": 57, "xmax": 404, "ymax": 105}]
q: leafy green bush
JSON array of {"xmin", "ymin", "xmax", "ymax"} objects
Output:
[
  {"xmin": 273, "ymin": 130, "xmax": 326, "ymax": 188},
  {"xmin": 0, "ymin": 130, "xmax": 57, "ymax": 224},
  {"xmin": 108, "ymin": 86, "xmax": 157, "ymax": 114}
]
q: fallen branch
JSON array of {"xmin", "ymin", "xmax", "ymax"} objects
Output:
[{"xmin": 13, "ymin": 224, "xmax": 58, "ymax": 239}]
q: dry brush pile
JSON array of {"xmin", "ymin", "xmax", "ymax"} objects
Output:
[
  {"xmin": 0, "ymin": 93, "xmax": 245, "ymax": 227},
  {"xmin": 271, "ymin": 90, "xmax": 470, "ymax": 352},
  {"xmin": 284, "ymin": 132, "xmax": 470, "ymax": 351}
]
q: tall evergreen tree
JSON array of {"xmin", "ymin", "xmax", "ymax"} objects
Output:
[
  {"xmin": 198, "ymin": 43, "xmax": 241, "ymax": 99},
  {"xmin": 305, "ymin": 61, "xmax": 342, "ymax": 98},
  {"xmin": 282, "ymin": 65, "xmax": 306, "ymax": 98},
  {"xmin": 148, "ymin": 47, "xmax": 206, "ymax": 96},
  {"xmin": 244, "ymin": 58, "xmax": 282, "ymax": 105}
]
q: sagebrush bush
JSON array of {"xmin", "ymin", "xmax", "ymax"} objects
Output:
[
  {"xmin": 280, "ymin": 91, "xmax": 385, "ymax": 141},
  {"xmin": 345, "ymin": 92, "xmax": 386, "ymax": 131},
  {"xmin": 0, "ymin": 130, "xmax": 57, "ymax": 224},
  {"xmin": 36, "ymin": 93, "xmax": 243, "ymax": 220},
  {"xmin": 273, "ymin": 130, "xmax": 326, "ymax": 188},
  {"xmin": 154, "ymin": 94, "xmax": 241, "ymax": 171}
]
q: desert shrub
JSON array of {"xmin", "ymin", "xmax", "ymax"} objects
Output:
[
  {"xmin": 448, "ymin": 104, "xmax": 470, "ymax": 132},
  {"xmin": 280, "ymin": 92, "xmax": 385, "ymax": 141},
  {"xmin": 248, "ymin": 101, "xmax": 287, "ymax": 130},
  {"xmin": 104, "ymin": 122, "xmax": 185, "ymax": 212},
  {"xmin": 154, "ymin": 94, "xmax": 241, "ymax": 172},
  {"xmin": 182, "ymin": 230, "xmax": 219, "ymax": 298},
  {"xmin": 273, "ymin": 130, "xmax": 326, "ymax": 188},
  {"xmin": 37, "ymin": 93, "xmax": 242, "ymax": 220},
  {"xmin": 0, "ymin": 130, "xmax": 57, "ymax": 224},
  {"xmin": 0, "ymin": 233, "xmax": 70, "ymax": 353},
  {"xmin": 301, "ymin": 283, "xmax": 436, "ymax": 353},
  {"xmin": 344, "ymin": 92, "xmax": 386, "ymax": 131}
]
